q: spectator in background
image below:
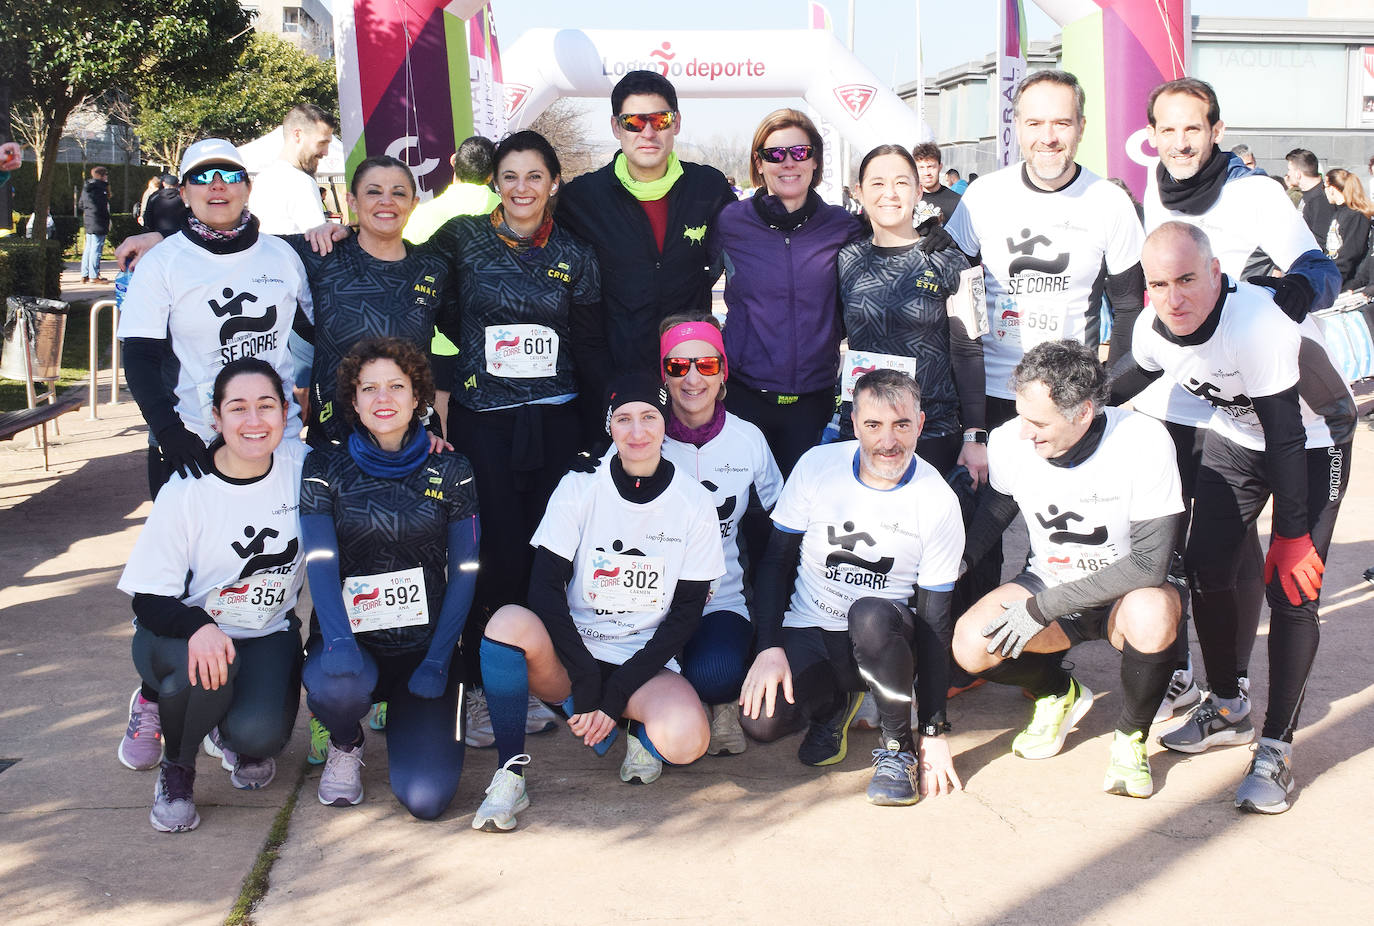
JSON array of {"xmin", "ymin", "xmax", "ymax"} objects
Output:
[
  {"xmin": 136, "ymin": 176, "xmax": 162, "ymax": 226},
  {"xmin": 1285, "ymin": 148, "xmax": 1334, "ymax": 242},
  {"xmin": 80, "ymin": 166, "xmax": 111, "ymax": 283},
  {"xmin": 26, "ymin": 212, "xmax": 55, "ymax": 238},
  {"xmin": 912, "ymin": 142, "xmax": 961, "ymax": 225},
  {"xmin": 1322, "ymin": 168, "xmax": 1374, "ymax": 286},
  {"xmin": 141, "ymin": 174, "xmax": 188, "ymax": 237},
  {"xmin": 1231, "ymin": 144, "xmax": 1262, "ymax": 173},
  {"xmin": 945, "ymin": 168, "xmax": 968, "ymax": 194}
]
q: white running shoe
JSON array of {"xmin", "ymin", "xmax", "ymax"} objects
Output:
[
  {"xmin": 465, "ymin": 688, "xmax": 495, "ymax": 748},
  {"xmin": 472, "ymin": 754, "xmax": 531, "ymax": 832},
  {"xmin": 706, "ymin": 702, "xmax": 747, "ymax": 756},
  {"xmin": 620, "ymin": 734, "xmax": 663, "ymax": 784},
  {"xmin": 1152, "ymin": 667, "xmax": 1202, "ymax": 724},
  {"xmin": 526, "ymin": 695, "xmax": 559, "ymax": 734},
  {"xmin": 318, "ymin": 740, "xmax": 365, "ymax": 807}
]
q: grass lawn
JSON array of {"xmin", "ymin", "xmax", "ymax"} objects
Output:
[{"xmin": 0, "ymin": 295, "xmax": 112, "ymax": 413}]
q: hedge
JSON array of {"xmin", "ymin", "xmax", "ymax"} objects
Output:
[
  {"xmin": 4, "ymin": 162, "xmax": 164, "ymax": 215},
  {"xmin": 0, "ymin": 239, "xmax": 65, "ymax": 310}
]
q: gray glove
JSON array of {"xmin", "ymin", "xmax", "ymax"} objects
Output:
[{"xmin": 981, "ymin": 599, "xmax": 1045, "ymax": 659}]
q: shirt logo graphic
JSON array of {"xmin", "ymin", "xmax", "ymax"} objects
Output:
[
  {"xmin": 1034, "ymin": 505, "xmax": 1108, "ymax": 545},
  {"xmin": 682, "ymin": 224, "xmax": 707, "ymax": 245},
  {"xmin": 824, "ymin": 522, "xmax": 895, "ymax": 574},
  {"xmin": 210, "ymin": 287, "xmax": 278, "ymax": 344},
  {"xmin": 1006, "ymin": 229, "xmax": 1070, "ymax": 277},
  {"xmin": 231, "ymin": 525, "xmax": 298, "ymax": 579}
]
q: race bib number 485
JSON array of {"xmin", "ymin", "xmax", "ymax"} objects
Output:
[
  {"xmin": 344, "ymin": 566, "xmax": 429, "ymax": 634},
  {"xmin": 583, "ymin": 553, "xmax": 665, "ymax": 612}
]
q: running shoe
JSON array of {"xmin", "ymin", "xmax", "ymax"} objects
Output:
[
  {"xmin": 865, "ymin": 745, "xmax": 919, "ymax": 806},
  {"xmin": 620, "ymin": 733, "xmax": 663, "ymax": 784},
  {"xmin": 1011, "ymin": 677, "xmax": 1094, "ymax": 760},
  {"xmin": 230, "ymin": 755, "xmax": 276, "ymax": 791},
  {"xmin": 797, "ymin": 692, "xmax": 866, "ymax": 767},
  {"xmin": 1235, "ymin": 738, "xmax": 1295, "ymax": 814},
  {"xmin": 851, "ymin": 695, "xmax": 879, "ymax": 730},
  {"xmin": 1152, "ymin": 668, "xmax": 1202, "ymax": 724},
  {"xmin": 526, "ymin": 695, "xmax": 559, "ymax": 735},
  {"xmin": 1103, "ymin": 730, "xmax": 1153, "ymax": 798},
  {"xmin": 465, "ymin": 688, "xmax": 495, "ymax": 748},
  {"xmin": 1158, "ymin": 696, "xmax": 1254, "ymax": 754},
  {"xmin": 307, "ymin": 714, "xmax": 328, "ymax": 766},
  {"xmin": 203, "ymin": 727, "xmax": 236, "ymax": 772},
  {"xmin": 706, "ymin": 702, "xmax": 747, "ymax": 756},
  {"xmin": 150, "ymin": 761, "xmax": 199, "ymax": 833},
  {"xmin": 118, "ymin": 688, "xmax": 163, "ymax": 771},
  {"xmin": 367, "ymin": 701, "xmax": 388, "ymax": 731},
  {"xmin": 1364, "ymin": 566, "xmax": 1374, "ymax": 588},
  {"xmin": 472, "ymin": 754, "xmax": 531, "ymax": 832},
  {"xmin": 318, "ymin": 740, "xmax": 365, "ymax": 807}
]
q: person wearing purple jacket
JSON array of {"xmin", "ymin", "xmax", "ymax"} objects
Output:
[{"xmin": 711, "ymin": 109, "xmax": 863, "ymax": 477}]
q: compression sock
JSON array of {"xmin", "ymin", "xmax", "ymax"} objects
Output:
[
  {"xmin": 479, "ymin": 638, "xmax": 530, "ymax": 769},
  {"xmin": 628, "ymin": 720, "xmax": 672, "ymax": 765},
  {"xmin": 1118, "ymin": 642, "xmax": 1176, "ymax": 736},
  {"xmin": 977, "ymin": 652, "xmax": 1071, "ymax": 699}
]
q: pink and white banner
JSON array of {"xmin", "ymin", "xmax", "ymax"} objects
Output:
[{"xmin": 997, "ymin": 0, "xmax": 1028, "ymax": 168}]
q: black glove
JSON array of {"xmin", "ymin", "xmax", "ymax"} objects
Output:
[
  {"xmin": 1246, "ymin": 274, "xmax": 1314, "ymax": 322},
  {"xmin": 916, "ymin": 216, "xmax": 957, "ymax": 255},
  {"xmin": 568, "ymin": 437, "xmax": 611, "ymax": 474},
  {"xmin": 155, "ymin": 423, "xmax": 212, "ymax": 479}
]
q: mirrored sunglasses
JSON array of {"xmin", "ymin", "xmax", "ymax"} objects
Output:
[
  {"xmin": 663, "ymin": 356, "xmax": 722, "ymax": 378},
  {"xmin": 756, "ymin": 145, "xmax": 816, "ymax": 164},
  {"xmin": 187, "ymin": 167, "xmax": 248, "ymax": 185},
  {"xmin": 615, "ymin": 111, "xmax": 677, "ymax": 133}
]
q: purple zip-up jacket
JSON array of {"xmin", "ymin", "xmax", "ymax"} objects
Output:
[{"xmin": 712, "ymin": 196, "xmax": 863, "ymax": 394}]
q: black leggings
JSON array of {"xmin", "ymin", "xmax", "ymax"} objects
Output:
[
  {"xmin": 741, "ymin": 625, "xmax": 864, "ymax": 744},
  {"xmin": 1165, "ymin": 420, "xmax": 1265, "ymax": 677},
  {"xmin": 725, "ymin": 386, "xmax": 833, "ymax": 478},
  {"xmin": 131, "ymin": 619, "xmax": 302, "ymax": 765},
  {"xmin": 449, "ymin": 400, "xmax": 580, "ymax": 680},
  {"xmin": 303, "ymin": 638, "xmax": 465, "ymax": 820},
  {"xmin": 1186, "ymin": 434, "xmax": 1350, "ymax": 742}
]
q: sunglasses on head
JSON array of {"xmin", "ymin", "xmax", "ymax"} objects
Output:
[
  {"xmin": 756, "ymin": 145, "xmax": 815, "ymax": 164},
  {"xmin": 615, "ymin": 110, "xmax": 677, "ymax": 133},
  {"xmin": 187, "ymin": 167, "xmax": 248, "ymax": 185},
  {"xmin": 663, "ymin": 356, "xmax": 722, "ymax": 378}
]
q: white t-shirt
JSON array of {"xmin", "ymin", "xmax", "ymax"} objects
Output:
[
  {"xmin": 249, "ymin": 160, "xmax": 326, "ymax": 235},
  {"xmin": 945, "ymin": 163, "xmax": 1143, "ymax": 399},
  {"xmin": 118, "ymin": 441, "xmax": 308, "ymax": 639},
  {"xmin": 661, "ymin": 412, "xmax": 784, "ymax": 621},
  {"xmin": 1138, "ymin": 169, "xmax": 1323, "ymax": 426},
  {"xmin": 989, "ymin": 406, "xmax": 1182, "ymax": 587},
  {"xmin": 532, "ymin": 460, "xmax": 726, "ymax": 667},
  {"xmin": 1131, "ymin": 279, "xmax": 1354, "ymax": 451},
  {"xmin": 772, "ymin": 441, "xmax": 964, "ymax": 632},
  {"xmin": 117, "ymin": 232, "xmax": 313, "ymax": 442}
]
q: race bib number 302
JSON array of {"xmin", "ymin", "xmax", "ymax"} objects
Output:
[
  {"xmin": 583, "ymin": 553, "xmax": 666, "ymax": 612},
  {"xmin": 207, "ymin": 572, "xmax": 293, "ymax": 631},
  {"xmin": 344, "ymin": 566, "xmax": 429, "ymax": 634},
  {"xmin": 485, "ymin": 324, "xmax": 559, "ymax": 378}
]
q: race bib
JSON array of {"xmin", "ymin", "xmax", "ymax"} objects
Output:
[
  {"xmin": 1019, "ymin": 304, "xmax": 1065, "ymax": 341},
  {"xmin": 583, "ymin": 552, "xmax": 666, "ymax": 612},
  {"xmin": 344, "ymin": 567, "xmax": 429, "ymax": 634},
  {"xmin": 993, "ymin": 296, "xmax": 1021, "ymax": 343},
  {"xmin": 840, "ymin": 349, "xmax": 918, "ymax": 402},
  {"xmin": 485, "ymin": 324, "xmax": 559, "ymax": 378},
  {"xmin": 206, "ymin": 572, "xmax": 293, "ymax": 631}
]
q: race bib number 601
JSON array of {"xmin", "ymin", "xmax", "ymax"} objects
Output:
[{"xmin": 485, "ymin": 324, "xmax": 559, "ymax": 378}]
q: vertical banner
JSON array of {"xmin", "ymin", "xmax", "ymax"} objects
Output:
[
  {"xmin": 469, "ymin": 3, "xmax": 508, "ymax": 142},
  {"xmin": 335, "ymin": 1, "xmax": 503, "ymax": 201},
  {"xmin": 996, "ymin": 0, "xmax": 1028, "ymax": 168},
  {"xmin": 1361, "ymin": 47, "xmax": 1374, "ymax": 124},
  {"xmin": 807, "ymin": 2, "xmax": 842, "ymax": 204}
]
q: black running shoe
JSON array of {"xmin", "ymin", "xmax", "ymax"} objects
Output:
[{"xmin": 797, "ymin": 692, "xmax": 865, "ymax": 767}]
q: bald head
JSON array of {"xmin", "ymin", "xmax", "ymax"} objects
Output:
[{"xmin": 1142, "ymin": 221, "xmax": 1223, "ymax": 337}]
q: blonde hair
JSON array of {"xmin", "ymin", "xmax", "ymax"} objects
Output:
[
  {"xmin": 749, "ymin": 109, "xmax": 824, "ymax": 191},
  {"xmin": 1326, "ymin": 168, "xmax": 1374, "ymax": 219}
]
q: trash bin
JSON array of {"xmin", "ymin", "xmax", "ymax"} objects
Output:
[{"xmin": 1, "ymin": 296, "xmax": 69, "ymax": 382}]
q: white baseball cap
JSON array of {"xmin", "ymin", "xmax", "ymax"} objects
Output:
[{"xmin": 179, "ymin": 138, "xmax": 247, "ymax": 181}]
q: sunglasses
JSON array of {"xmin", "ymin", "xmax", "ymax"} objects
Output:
[
  {"xmin": 756, "ymin": 145, "xmax": 815, "ymax": 164},
  {"xmin": 187, "ymin": 167, "xmax": 248, "ymax": 185},
  {"xmin": 615, "ymin": 110, "xmax": 677, "ymax": 133},
  {"xmin": 664, "ymin": 356, "xmax": 722, "ymax": 378}
]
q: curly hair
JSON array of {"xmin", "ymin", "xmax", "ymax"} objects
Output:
[
  {"xmin": 1012, "ymin": 340, "xmax": 1108, "ymax": 418},
  {"xmin": 335, "ymin": 336, "xmax": 435, "ymax": 426}
]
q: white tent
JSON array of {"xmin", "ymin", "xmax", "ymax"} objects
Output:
[{"xmin": 237, "ymin": 127, "xmax": 346, "ymax": 180}]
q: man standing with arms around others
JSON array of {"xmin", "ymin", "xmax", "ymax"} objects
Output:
[
  {"xmin": 1112, "ymin": 222, "xmax": 1354, "ymax": 814},
  {"xmin": 1137, "ymin": 77, "xmax": 1341, "ymax": 723},
  {"xmin": 739, "ymin": 369, "xmax": 966, "ymax": 806},
  {"xmin": 952, "ymin": 340, "xmax": 1184, "ymax": 799},
  {"xmin": 556, "ymin": 70, "xmax": 735, "ymax": 388}
]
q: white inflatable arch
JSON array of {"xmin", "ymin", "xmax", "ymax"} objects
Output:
[{"xmin": 502, "ymin": 29, "xmax": 933, "ymax": 155}]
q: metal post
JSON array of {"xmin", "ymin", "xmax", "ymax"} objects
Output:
[{"xmin": 88, "ymin": 298, "xmax": 119, "ymax": 418}]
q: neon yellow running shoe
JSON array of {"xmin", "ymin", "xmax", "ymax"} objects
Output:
[
  {"xmin": 367, "ymin": 701, "xmax": 388, "ymax": 732},
  {"xmin": 1011, "ymin": 677, "xmax": 1093, "ymax": 760},
  {"xmin": 1103, "ymin": 729, "xmax": 1153, "ymax": 798},
  {"xmin": 308, "ymin": 714, "xmax": 328, "ymax": 766}
]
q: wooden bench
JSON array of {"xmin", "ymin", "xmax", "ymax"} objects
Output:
[{"xmin": 0, "ymin": 390, "xmax": 86, "ymax": 469}]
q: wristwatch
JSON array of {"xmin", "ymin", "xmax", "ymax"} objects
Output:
[
  {"xmin": 962, "ymin": 429, "xmax": 988, "ymax": 444},
  {"xmin": 919, "ymin": 721, "xmax": 951, "ymax": 738}
]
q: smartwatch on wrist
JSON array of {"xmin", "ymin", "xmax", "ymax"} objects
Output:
[{"xmin": 962, "ymin": 429, "xmax": 988, "ymax": 445}]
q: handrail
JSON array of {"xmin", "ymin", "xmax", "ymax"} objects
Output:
[{"xmin": 88, "ymin": 298, "xmax": 120, "ymax": 419}]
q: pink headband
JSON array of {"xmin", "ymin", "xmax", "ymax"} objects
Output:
[{"xmin": 659, "ymin": 322, "xmax": 728, "ymax": 381}]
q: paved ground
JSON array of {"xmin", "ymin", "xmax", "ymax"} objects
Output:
[{"xmin": 2, "ymin": 282, "xmax": 1372, "ymax": 923}]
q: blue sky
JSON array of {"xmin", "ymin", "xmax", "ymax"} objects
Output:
[{"xmin": 493, "ymin": 0, "xmax": 1307, "ymax": 144}]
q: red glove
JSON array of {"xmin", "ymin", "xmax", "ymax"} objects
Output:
[{"xmin": 1264, "ymin": 534, "xmax": 1324, "ymax": 606}]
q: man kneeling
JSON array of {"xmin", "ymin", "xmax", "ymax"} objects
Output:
[{"xmin": 952, "ymin": 340, "xmax": 1183, "ymax": 797}]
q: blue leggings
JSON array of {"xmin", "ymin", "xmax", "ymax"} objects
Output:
[
  {"xmin": 132, "ymin": 620, "xmax": 302, "ymax": 766},
  {"xmin": 680, "ymin": 609, "xmax": 752, "ymax": 704},
  {"xmin": 303, "ymin": 639, "xmax": 464, "ymax": 820}
]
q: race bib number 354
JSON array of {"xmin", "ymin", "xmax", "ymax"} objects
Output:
[
  {"xmin": 344, "ymin": 566, "xmax": 429, "ymax": 634},
  {"xmin": 207, "ymin": 572, "xmax": 293, "ymax": 631}
]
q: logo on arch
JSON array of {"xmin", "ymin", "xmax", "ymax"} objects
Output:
[
  {"xmin": 833, "ymin": 83, "xmax": 876, "ymax": 120},
  {"xmin": 650, "ymin": 41, "xmax": 676, "ymax": 76},
  {"xmin": 504, "ymin": 83, "xmax": 532, "ymax": 120}
]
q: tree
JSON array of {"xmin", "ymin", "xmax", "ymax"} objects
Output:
[
  {"xmin": 2, "ymin": 0, "xmax": 251, "ymax": 242},
  {"xmin": 529, "ymin": 98, "xmax": 604, "ymax": 180},
  {"xmin": 136, "ymin": 32, "xmax": 338, "ymax": 163}
]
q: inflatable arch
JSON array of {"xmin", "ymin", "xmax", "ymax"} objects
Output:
[{"xmin": 501, "ymin": 29, "xmax": 934, "ymax": 157}]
